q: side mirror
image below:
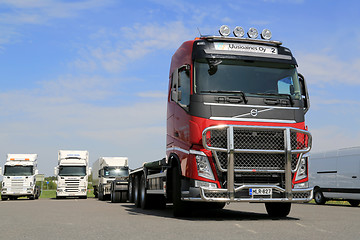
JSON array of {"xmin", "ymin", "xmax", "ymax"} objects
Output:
[
  {"xmin": 54, "ymin": 167, "xmax": 58, "ymax": 176},
  {"xmin": 171, "ymin": 69, "xmax": 179, "ymax": 102},
  {"xmin": 299, "ymin": 73, "xmax": 310, "ymax": 114},
  {"xmin": 98, "ymin": 169, "xmax": 101, "ymax": 178},
  {"xmin": 0, "ymin": 167, "xmax": 2, "ymax": 176},
  {"xmin": 35, "ymin": 169, "xmax": 39, "ymax": 175}
]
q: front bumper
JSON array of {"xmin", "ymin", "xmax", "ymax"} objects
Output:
[
  {"xmin": 56, "ymin": 189, "xmax": 87, "ymax": 197},
  {"xmin": 182, "ymin": 185, "xmax": 312, "ymax": 202}
]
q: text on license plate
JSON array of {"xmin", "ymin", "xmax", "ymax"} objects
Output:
[{"xmin": 249, "ymin": 188, "xmax": 272, "ymax": 196}]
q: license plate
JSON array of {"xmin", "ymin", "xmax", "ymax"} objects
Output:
[{"xmin": 249, "ymin": 188, "xmax": 272, "ymax": 196}]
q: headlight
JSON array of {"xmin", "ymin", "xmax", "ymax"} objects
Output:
[
  {"xmin": 195, "ymin": 155, "xmax": 215, "ymax": 180},
  {"xmin": 294, "ymin": 157, "xmax": 308, "ymax": 182}
]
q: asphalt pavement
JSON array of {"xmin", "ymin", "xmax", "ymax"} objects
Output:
[{"xmin": 0, "ymin": 198, "xmax": 359, "ymax": 240}]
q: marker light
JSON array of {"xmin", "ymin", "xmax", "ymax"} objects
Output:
[
  {"xmin": 247, "ymin": 27, "xmax": 258, "ymax": 39},
  {"xmin": 219, "ymin": 25, "xmax": 231, "ymax": 36},
  {"xmin": 233, "ymin": 26, "xmax": 245, "ymax": 37},
  {"xmin": 261, "ymin": 29, "xmax": 272, "ymax": 40}
]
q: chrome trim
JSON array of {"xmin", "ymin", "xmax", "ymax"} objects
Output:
[
  {"xmin": 200, "ymin": 36, "xmax": 282, "ymax": 46},
  {"xmin": 204, "ymin": 49, "xmax": 292, "ymax": 60},
  {"xmin": 204, "ymin": 102, "xmax": 300, "ymax": 110},
  {"xmin": 167, "ymin": 147, "xmax": 189, "ymax": 155},
  {"xmin": 201, "ymin": 125, "xmax": 312, "ymax": 203},
  {"xmin": 167, "ymin": 147, "xmax": 207, "ymax": 156},
  {"xmin": 210, "ymin": 117, "xmax": 296, "ymax": 124},
  {"xmin": 194, "ymin": 186, "xmax": 313, "ymax": 203},
  {"xmin": 146, "ymin": 172, "xmax": 166, "ymax": 179},
  {"xmin": 147, "ymin": 190, "xmax": 165, "ymax": 194}
]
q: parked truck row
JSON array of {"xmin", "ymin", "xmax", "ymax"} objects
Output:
[{"xmin": 1, "ymin": 150, "xmax": 130, "ymax": 201}]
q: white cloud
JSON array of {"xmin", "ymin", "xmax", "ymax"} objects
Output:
[
  {"xmin": 0, "ymin": 83, "xmax": 167, "ymax": 174},
  {"xmin": 310, "ymin": 125, "xmax": 360, "ymax": 153},
  {"xmin": 297, "ymin": 53, "xmax": 360, "ymax": 85},
  {"xmin": 71, "ymin": 21, "xmax": 193, "ymax": 73},
  {"xmin": 0, "ymin": 0, "xmax": 114, "ymax": 24}
]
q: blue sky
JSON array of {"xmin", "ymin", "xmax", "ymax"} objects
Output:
[{"xmin": 0, "ymin": 0, "xmax": 359, "ymax": 176}]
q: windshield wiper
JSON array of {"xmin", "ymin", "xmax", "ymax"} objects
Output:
[
  {"xmin": 201, "ymin": 90, "xmax": 248, "ymax": 104},
  {"xmin": 251, "ymin": 93, "xmax": 293, "ymax": 106}
]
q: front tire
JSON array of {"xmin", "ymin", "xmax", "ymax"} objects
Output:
[
  {"xmin": 172, "ymin": 166, "xmax": 189, "ymax": 217},
  {"xmin": 265, "ymin": 202, "xmax": 291, "ymax": 217},
  {"xmin": 314, "ymin": 190, "xmax": 326, "ymax": 205}
]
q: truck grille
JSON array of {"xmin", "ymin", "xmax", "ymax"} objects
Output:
[
  {"xmin": 203, "ymin": 125, "xmax": 311, "ymax": 172},
  {"xmin": 11, "ymin": 179, "xmax": 24, "ymax": 191},
  {"xmin": 65, "ymin": 179, "xmax": 80, "ymax": 192},
  {"xmin": 215, "ymin": 152, "xmax": 298, "ymax": 171}
]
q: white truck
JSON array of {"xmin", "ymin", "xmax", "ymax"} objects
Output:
[
  {"xmin": 92, "ymin": 157, "xmax": 129, "ymax": 203},
  {"xmin": 54, "ymin": 150, "xmax": 90, "ymax": 199},
  {"xmin": 1, "ymin": 154, "xmax": 40, "ymax": 200},
  {"xmin": 310, "ymin": 146, "xmax": 360, "ymax": 206}
]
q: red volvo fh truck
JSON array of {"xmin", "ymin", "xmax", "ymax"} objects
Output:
[{"xmin": 128, "ymin": 26, "xmax": 312, "ymax": 217}]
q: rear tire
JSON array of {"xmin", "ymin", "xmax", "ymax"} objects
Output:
[
  {"xmin": 134, "ymin": 175, "xmax": 141, "ymax": 208},
  {"xmin": 140, "ymin": 174, "xmax": 151, "ymax": 209},
  {"xmin": 120, "ymin": 192, "xmax": 127, "ymax": 203},
  {"xmin": 348, "ymin": 200, "xmax": 360, "ymax": 207},
  {"xmin": 314, "ymin": 190, "xmax": 326, "ymax": 205},
  {"xmin": 111, "ymin": 191, "xmax": 121, "ymax": 203},
  {"xmin": 265, "ymin": 202, "xmax": 291, "ymax": 217},
  {"xmin": 128, "ymin": 177, "xmax": 134, "ymax": 203}
]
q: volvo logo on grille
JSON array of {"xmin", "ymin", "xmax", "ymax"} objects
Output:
[{"xmin": 250, "ymin": 109, "xmax": 258, "ymax": 117}]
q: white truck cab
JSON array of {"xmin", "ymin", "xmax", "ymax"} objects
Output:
[
  {"xmin": 92, "ymin": 157, "xmax": 129, "ymax": 202},
  {"xmin": 1, "ymin": 154, "xmax": 40, "ymax": 200},
  {"xmin": 55, "ymin": 150, "xmax": 90, "ymax": 199}
]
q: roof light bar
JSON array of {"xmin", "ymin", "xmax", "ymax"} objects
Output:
[
  {"xmin": 247, "ymin": 27, "xmax": 258, "ymax": 39},
  {"xmin": 219, "ymin": 25, "xmax": 231, "ymax": 36},
  {"xmin": 233, "ymin": 26, "xmax": 245, "ymax": 38},
  {"xmin": 217, "ymin": 25, "xmax": 273, "ymax": 41},
  {"xmin": 261, "ymin": 29, "xmax": 272, "ymax": 40}
]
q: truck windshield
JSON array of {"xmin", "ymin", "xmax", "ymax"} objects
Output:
[
  {"xmin": 4, "ymin": 166, "xmax": 33, "ymax": 176},
  {"xmin": 104, "ymin": 167, "xmax": 129, "ymax": 177},
  {"xmin": 194, "ymin": 59, "xmax": 301, "ymax": 100},
  {"xmin": 58, "ymin": 166, "xmax": 86, "ymax": 176}
]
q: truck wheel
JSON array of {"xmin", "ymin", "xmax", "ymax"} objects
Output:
[
  {"xmin": 172, "ymin": 166, "xmax": 189, "ymax": 217},
  {"xmin": 111, "ymin": 191, "xmax": 121, "ymax": 203},
  {"xmin": 348, "ymin": 200, "xmax": 360, "ymax": 207},
  {"xmin": 314, "ymin": 190, "xmax": 326, "ymax": 205},
  {"xmin": 128, "ymin": 177, "xmax": 134, "ymax": 203},
  {"xmin": 265, "ymin": 202, "xmax": 291, "ymax": 217},
  {"xmin": 134, "ymin": 175, "xmax": 141, "ymax": 207},
  {"xmin": 1, "ymin": 196, "xmax": 8, "ymax": 201},
  {"xmin": 140, "ymin": 174, "xmax": 151, "ymax": 209},
  {"xmin": 120, "ymin": 192, "xmax": 128, "ymax": 203},
  {"xmin": 99, "ymin": 186, "xmax": 104, "ymax": 201},
  {"xmin": 29, "ymin": 195, "xmax": 35, "ymax": 200}
]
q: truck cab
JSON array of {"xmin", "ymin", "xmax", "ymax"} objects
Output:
[
  {"xmin": 1, "ymin": 154, "xmax": 40, "ymax": 200},
  {"xmin": 92, "ymin": 157, "xmax": 129, "ymax": 202},
  {"xmin": 55, "ymin": 150, "xmax": 90, "ymax": 199}
]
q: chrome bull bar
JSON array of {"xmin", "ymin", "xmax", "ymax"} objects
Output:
[{"xmin": 200, "ymin": 125, "xmax": 312, "ymax": 202}]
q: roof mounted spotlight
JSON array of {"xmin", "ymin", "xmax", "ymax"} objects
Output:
[
  {"xmin": 247, "ymin": 27, "xmax": 258, "ymax": 39},
  {"xmin": 219, "ymin": 25, "xmax": 231, "ymax": 37},
  {"xmin": 233, "ymin": 26, "xmax": 245, "ymax": 38},
  {"xmin": 261, "ymin": 29, "xmax": 272, "ymax": 40}
]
